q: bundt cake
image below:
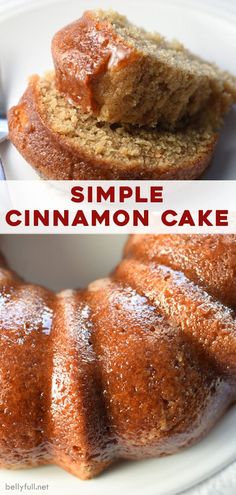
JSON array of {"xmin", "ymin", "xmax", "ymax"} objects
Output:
[
  {"xmin": 52, "ymin": 10, "xmax": 236, "ymax": 127},
  {"xmin": 0, "ymin": 234, "xmax": 236, "ymax": 480},
  {"xmin": 8, "ymin": 73, "xmax": 218, "ymax": 180}
]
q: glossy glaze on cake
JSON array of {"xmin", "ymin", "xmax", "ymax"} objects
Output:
[{"xmin": 0, "ymin": 235, "xmax": 236, "ymax": 479}]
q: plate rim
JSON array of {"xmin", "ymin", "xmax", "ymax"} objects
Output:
[{"xmin": 0, "ymin": 0, "xmax": 236, "ymax": 25}]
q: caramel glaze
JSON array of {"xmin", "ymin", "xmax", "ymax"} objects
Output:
[
  {"xmin": 0, "ymin": 235, "xmax": 236, "ymax": 479},
  {"xmin": 52, "ymin": 11, "xmax": 137, "ymax": 113}
]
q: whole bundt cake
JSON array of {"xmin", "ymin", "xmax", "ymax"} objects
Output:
[{"xmin": 0, "ymin": 234, "xmax": 236, "ymax": 480}]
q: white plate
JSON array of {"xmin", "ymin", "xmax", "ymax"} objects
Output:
[
  {"xmin": 1, "ymin": 0, "xmax": 236, "ymax": 179},
  {"xmin": 1, "ymin": 1, "xmax": 236, "ymax": 494},
  {"xmin": 0, "ymin": 232, "xmax": 236, "ymax": 495}
]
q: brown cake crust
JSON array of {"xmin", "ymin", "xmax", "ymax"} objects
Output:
[
  {"xmin": 0, "ymin": 235, "xmax": 236, "ymax": 479},
  {"xmin": 8, "ymin": 75, "xmax": 218, "ymax": 180}
]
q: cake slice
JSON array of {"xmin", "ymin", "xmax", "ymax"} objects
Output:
[
  {"xmin": 52, "ymin": 10, "xmax": 236, "ymax": 128},
  {"xmin": 8, "ymin": 72, "xmax": 218, "ymax": 180}
]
